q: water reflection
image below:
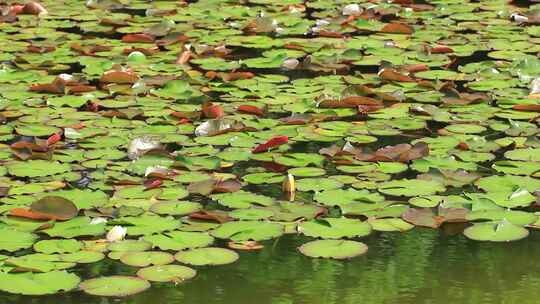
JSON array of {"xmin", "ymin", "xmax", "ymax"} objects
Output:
[{"xmin": 3, "ymin": 228, "xmax": 540, "ymax": 304}]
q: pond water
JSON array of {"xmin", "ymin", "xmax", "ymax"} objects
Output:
[{"xmin": 4, "ymin": 229, "xmax": 540, "ymax": 304}]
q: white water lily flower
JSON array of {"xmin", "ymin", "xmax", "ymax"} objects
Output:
[
  {"xmin": 107, "ymin": 226, "xmax": 127, "ymax": 242},
  {"xmin": 90, "ymin": 217, "xmax": 107, "ymax": 225},
  {"xmin": 342, "ymin": 4, "xmax": 361, "ymax": 16},
  {"xmin": 530, "ymin": 78, "xmax": 540, "ymax": 95},
  {"xmin": 127, "ymin": 136, "xmax": 162, "ymax": 160},
  {"xmin": 282, "ymin": 58, "xmax": 299, "ymax": 70}
]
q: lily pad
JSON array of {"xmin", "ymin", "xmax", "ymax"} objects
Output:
[
  {"xmin": 298, "ymin": 240, "xmax": 368, "ymax": 260},
  {"xmin": 174, "ymin": 247, "xmax": 239, "ymax": 266},
  {"xmin": 79, "ymin": 276, "xmax": 151, "ymax": 297},
  {"xmin": 137, "ymin": 265, "xmax": 196, "ymax": 283}
]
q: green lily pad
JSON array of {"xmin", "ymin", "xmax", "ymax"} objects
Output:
[
  {"xmin": 34, "ymin": 239, "xmax": 82, "ymax": 254},
  {"xmin": 211, "ymin": 221, "xmax": 284, "ymax": 241},
  {"xmin": 0, "ymin": 271, "xmax": 80, "ymax": 295},
  {"xmin": 298, "ymin": 240, "xmax": 368, "ymax": 259},
  {"xmin": 143, "ymin": 231, "xmax": 214, "ymax": 251},
  {"xmin": 299, "ymin": 218, "xmax": 372, "ymax": 239},
  {"xmin": 378, "ymin": 179, "xmax": 445, "ymax": 197},
  {"xmin": 174, "ymin": 247, "xmax": 239, "ymax": 266},
  {"xmin": 137, "ymin": 265, "xmax": 196, "ymax": 283},
  {"xmin": 79, "ymin": 276, "xmax": 151, "ymax": 297},
  {"xmin": 120, "ymin": 251, "xmax": 174, "ymax": 267},
  {"xmin": 463, "ymin": 220, "xmax": 529, "ymax": 242}
]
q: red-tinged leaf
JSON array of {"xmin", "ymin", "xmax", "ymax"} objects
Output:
[
  {"xmin": 319, "ymin": 96, "xmax": 382, "ymax": 108},
  {"xmin": 70, "ymin": 43, "xmax": 112, "ymax": 56},
  {"xmin": 219, "ymin": 72, "xmax": 255, "ymax": 82},
  {"xmin": 27, "ymin": 45, "xmax": 55, "ymax": 53},
  {"xmin": 205, "ymin": 71, "xmax": 218, "ymax": 80},
  {"xmin": 238, "ymin": 105, "xmax": 265, "ymax": 116},
  {"xmin": 398, "ymin": 142, "xmax": 429, "ymax": 162},
  {"xmin": 513, "ymin": 104, "xmax": 540, "ymax": 112},
  {"xmin": 402, "ymin": 208, "xmax": 442, "ymax": 228},
  {"xmin": 47, "ymin": 133, "xmax": 62, "ymax": 146},
  {"xmin": 252, "ymin": 136, "xmax": 289, "ymax": 153},
  {"xmin": 29, "ymin": 77, "xmax": 65, "ymax": 94},
  {"xmin": 66, "ymin": 84, "xmax": 96, "ymax": 93},
  {"xmin": 11, "ymin": 196, "xmax": 79, "ymax": 221},
  {"xmin": 260, "ymin": 161, "xmax": 289, "ymax": 173},
  {"xmin": 457, "ymin": 142, "xmax": 469, "ymax": 150},
  {"xmin": 65, "ymin": 122, "xmax": 85, "ymax": 129},
  {"xmin": 317, "ymin": 30, "xmax": 343, "ymax": 38},
  {"xmin": 9, "ymin": 208, "xmax": 52, "ymax": 221},
  {"xmin": 176, "ymin": 50, "xmax": 192, "ymax": 64},
  {"xmin": 213, "ymin": 179, "xmax": 242, "ymax": 193},
  {"xmin": 402, "ymin": 64, "xmax": 429, "ymax": 73},
  {"xmin": 381, "ymin": 22, "xmax": 414, "ymax": 34},
  {"xmin": 379, "ymin": 68, "xmax": 415, "ymax": 82},
  {"xmin": 22, "ymin": 1, "xmax": 47, "ymax": 15},
  {"xmin": 189, "ymin": 210, "xmax": 232, "ymax": 223},
  {"xmin": 100, "ymin": 70, "xmax": 140, "ymax": 84},
  {"xmin": 144, "ymin": 178, "xmax": 163, "ymax": 190},
  {"xmin": 122, "ymin": 33, "xmax": 155, "ymax": 43},
  {"xmin": 280, "ymin": 114, "xmax": 312, "ymax": 125},
  {"xmin": 9, "ymin": 5, "xmax": 25, "ymax": 15},
  {"xmin": 201, "ymin": 102, "xmax": 224, "ymax": 119},
  {"xmin": 358, "ymin": 104, "xmax": 384, "ymax": 114},
  {"xmin": 430, "ymin": 45, "xmax": 454, "ymax": 53}
]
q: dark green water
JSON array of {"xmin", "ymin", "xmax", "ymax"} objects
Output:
[{"xmin": 3, "ymin": 227, "xmax": 540, "ymax": 304}]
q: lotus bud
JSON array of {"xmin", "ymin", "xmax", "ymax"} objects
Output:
[
  {"xmin": 106, "ymin": 226, "xmax": 127, "ymax": 242},
  {"xmin": 282, "ymin": 173, "xmax": 296, "ymax": 201},
  {"xmin": 342, "ymin": 4, "xmax": 361, "ymax": 16}
]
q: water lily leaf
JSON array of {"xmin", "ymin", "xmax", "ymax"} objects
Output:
[
  {"xmin": 7, "ymin": 160, "xmax": 70, "ymax": 177},
  {"xmin": 28, "ymin": 196, "xmax": 78, "ymax": 221},
  {"xmin": 464, "ymin": 220, "xmax": 529, "ymax": 242},
  {"xmin": 378, "ymin": 179, "xmax": 445, "ymax": 197},
  {"xmin": 143, "ymin": 231, "xmax": 214, "ymax": 251},
  {"xmin": 34, "ymin": 239, "xmax": 82, "ymax": 254},
  {"xmin": 149, "ymin": 201, "xmax": 201, "ymax": 216},
  {"xmin": 0, "ymin": 271, "xmax": 80, "ymax": 295},
  {"xmin": 120, "ymin": 251, "xmax": 174, "ymax": 267},
  {"xmin": 211, "ymin": 221, "xmax": 283, "ymax": 241},
  {"xmin": 298, "ymin": 240, "xmax": 368, "ymax": 259},
  {"xmin": 299, "ymin": 218, "xmax": 371, "ymax": 239},
  {"xmin": 112, "ymin": 214, "xmax": 180, "ymax": 236},
  {"xmin": 108, "ymin": 240, "xmax": 152, "ymax": 252},
  {"xmin": 314, "ymin": 189, "xmax": 384, "ymax": 207},
  {"xmin": 43, "ymin": 217, "xmax": 106, "ymax": 238},
  {"xmin": 467, "ymin": 210, "xmax": 538, "ymax": 226},
  {"xmin": 174, "ymin": 247, "xmax": 239, "ymax": 266},
  {"xmin": 80, "ymin": 276, "xmax": 150, "ymax": 297},
  {"xmin": 211, "ymin": 191, "xmax": 274, "ymax": 209},
  {"xmin": 368, "ymin": 218, "xmax": 414, "ymax": 232},
  {"xmin": 0, "ymin": 227, "xmax": 38, "ymax": 252},
  {"xmin": 137, "ymin": 265, "xmax": 196, "ymax": 283}
]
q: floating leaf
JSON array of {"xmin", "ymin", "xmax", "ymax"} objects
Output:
[
  {"xmin": 298, "ymin": 240, "xmax": 368, "ymax": 259},
  {"xmin": 80, "ymin": 276, "xmax": 151, "ymax": 297}
]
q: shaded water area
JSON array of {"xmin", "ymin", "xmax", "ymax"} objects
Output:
[{"xmin": 4, "ymin": 229, "xmax": 540, "ymax": 304}]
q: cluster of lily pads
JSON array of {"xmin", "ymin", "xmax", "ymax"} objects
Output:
[{"xmin": 0, "ymin": 0, "xmax": 539, "ymax": 298}]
